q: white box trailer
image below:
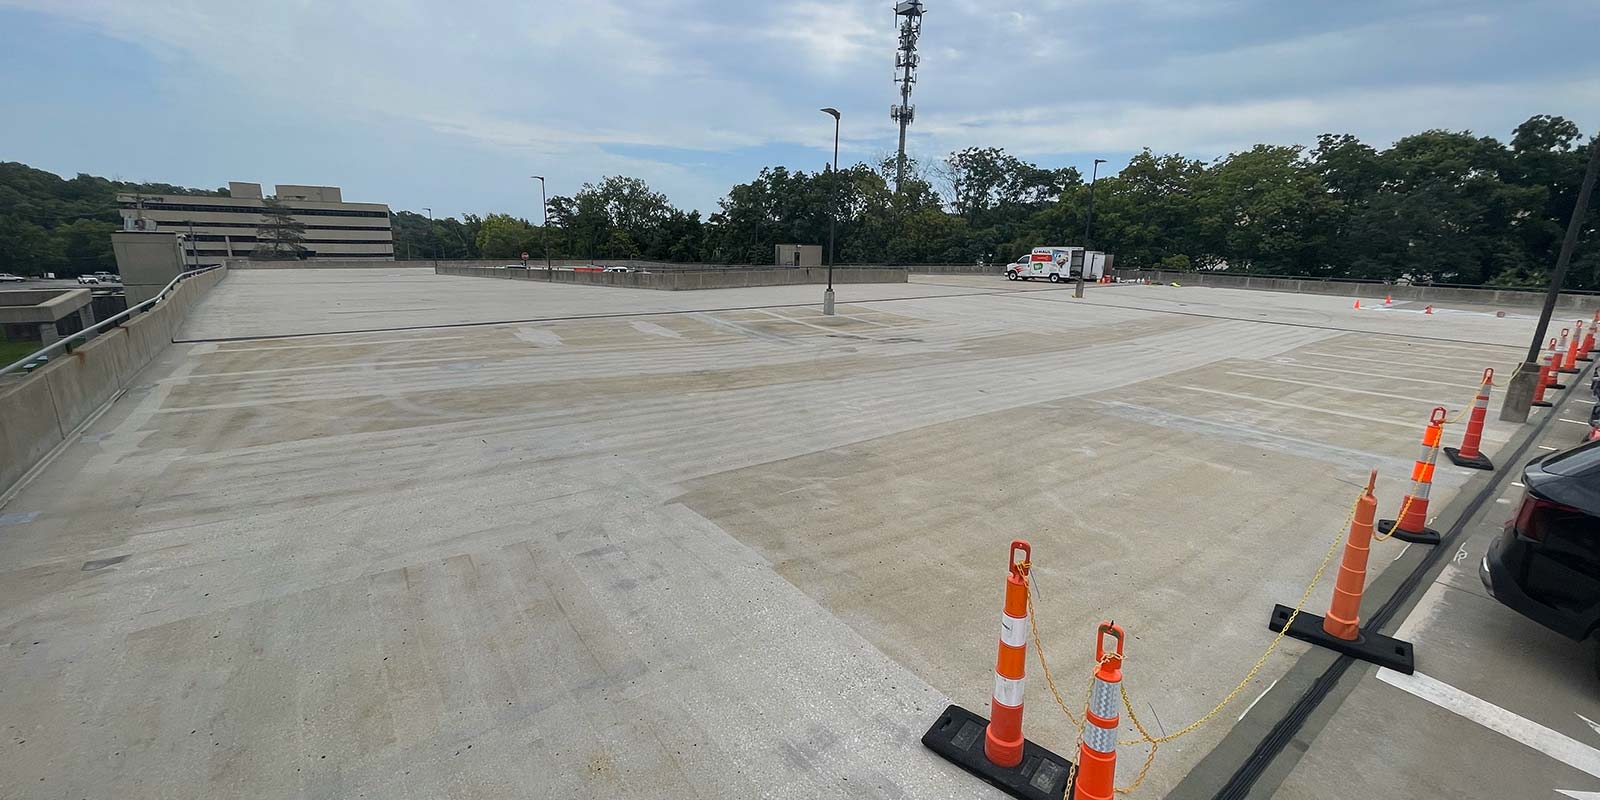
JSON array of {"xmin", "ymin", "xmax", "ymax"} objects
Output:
[{"xmin": 1004, "ymin": 246, "xmax": 1084, "ymax": 282}]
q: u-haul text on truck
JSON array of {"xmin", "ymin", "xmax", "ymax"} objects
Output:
[{"xmin": 1003, "ymin": 246, "xmax": 1107, "ymax": 282}]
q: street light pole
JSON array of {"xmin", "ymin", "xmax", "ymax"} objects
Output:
[
  {"xmin": 1500, "ymin": 133, "xmax": 1600, "ymax": 422},
  {"xmin": 1077, "ymin": 158, "xmax": 1106, "ymax": 298},
  {"xmin": 423, "ymin": 207, "xmax": 436, "ymax": 269},
  {"xmin": 820, "ymin": 107, "xmax": 841, "ymax": 315},
  {"xmin": 532, "ymin": 176, "xmax": 552, "ymax": 281}
]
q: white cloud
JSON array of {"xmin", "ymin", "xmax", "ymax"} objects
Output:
[{"xmin": 3, "ymin": 0, "xmax": 1595, "ymax": 212}]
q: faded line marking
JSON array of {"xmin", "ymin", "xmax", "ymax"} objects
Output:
[
  {"xmin": 1263, "ymin": 361, "xmax": 1483, "ymax": 388},
  {"xmin": 1540, "ymin": 445, "xmax": 1562, "ymax": 451},
  {"xmin": 1299, "ymin": 351, "xmax": 1487, "ymax": 374},
  {"xmin": 1179, "ymin": 386, "xmax": 1417, "ymax": 428},
  {"xmin": 1376, "ymin": 668, "xmax": 1600, "ymax": 780},
  {"xmin": 1560, "ymin": 418, "xmax": 1590, "ymax": 425},
  {"xmin": 173, "ymin": 356, "xmax": 490, "ymax": 381},
  {"xmin": 1225, "ymin": 371, "xmax": 1448, "ymax": 405},
  {"xmin": 216, "ymin": 336, "xmax": 466, "ymax": 352}
]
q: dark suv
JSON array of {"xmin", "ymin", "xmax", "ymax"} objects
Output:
[{"xmin": 1482, "ymin": 440, "xmax": 1600, "ymax": 670}]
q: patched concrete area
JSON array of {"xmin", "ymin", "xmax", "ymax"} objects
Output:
[{"xmin": 0, "ymin": 271, "xmax": 1538, "ymax": 798}]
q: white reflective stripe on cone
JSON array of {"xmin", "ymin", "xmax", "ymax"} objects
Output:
[
  {"xmin": 999, "ymin": 613, "xmax": 1028, "ymax": 648},
  {"xmin": 1474, "ymin": 396, "xmax": 1489, "ymax": 407},
  {"xmin": 1414, "ymin": 482, "xmax": 1432, "ymax": 500},
  {"xmin": 1082, "ymin": 721, "xmax": 1117, "ymax": 754},
  {"xmin": 1089, "ymin": 679, "xmax": 1119, "ymax": 720},
  {"xmin": 993, "ymin": 673, "xmax": 1025, "ymax": 707}
]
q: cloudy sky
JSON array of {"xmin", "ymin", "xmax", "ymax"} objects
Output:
[{"xmin": 2, "ymin": 0, "xmax": 1596, "ymax": 219}]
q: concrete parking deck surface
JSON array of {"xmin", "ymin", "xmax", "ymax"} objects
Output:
[{"xmin": 0, "ymin": 270, "xmax": 1546, "ymax": 798}]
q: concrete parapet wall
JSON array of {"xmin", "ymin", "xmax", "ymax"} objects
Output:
[
  {"xmin": 433, "ymin": 265, "xmax": 909, "ymax": 290},
  {"xmin": 0, "ymin": 266, "xmax": 228, "ymax": 492},
  {"xmin": 1127, "ymin": 270, "xmax": 1600, "ymax": 313}
]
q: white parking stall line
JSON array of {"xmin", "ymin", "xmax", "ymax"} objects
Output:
[
  {"xmin": 1298, "ymin": 352, "xmax": 1488, "ymax": 374},
  {"xmin": 1225, "ymin": 371, "xmax": 1447, "ymax": 405},
  {"xmin": 1376, "ymin": 668, "xmax": 1600, "ymax": 780},
  {"xmin": 1263, "ymin": 360, "xmax": 1472, "ymax": 388},
  {"xmin": 1180, "ymin": 386, "xmax": 1418, "ymax": 428},
  {"xmin": 1560, "ymin": 418, "xmax": 1591, "ymax": 426},
  {"xmin": 1540, "ymin": 445, "xmax": 1562, "ymax": 451}
]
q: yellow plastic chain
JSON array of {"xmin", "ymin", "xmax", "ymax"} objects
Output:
[{"xmin": 1025, "ymin": 379, "xmax": 1486, "ymax": 794}]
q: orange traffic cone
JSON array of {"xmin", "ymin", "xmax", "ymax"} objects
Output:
[
  {"xmin": 1556, "ymin": 328, "xmax": 1575, "ymax": 375},
  {"xmin": 1424, "ymin": 305, "xmax": 1434, "ymax": 315},
  {"xmin": 1548, "ymin": 337, "xmax": 1568, "ymax": 391},
  {"xmin": 984, "ymin": 540, "xmax": 1031, "ymax": 768},
  {"xmin": 1353, "ymin": 299, "xmax": 1361, "ymax": 310},
  {"xmin": 1377, "ymin": 407, "xmax": 1447, "ymax": 545},
  {"xmin": 1564, "ymin": 321, "xmax": 1585, "ymax": 372},
  {"xmin": 920, "ymin": 540, "xmax": 1074, "ymax": 799},
  {"xmin": 1581, "ymin": 314, "xmax": 1596, "ymax": 362},
  {"xmin": 1445, "ymin": 369, "xmax": 1495, "ymax": 470},
  {"xmin": 1269, "ymin": 470, "xmax": 1415, "ymax": 672},
  {"xmin": 1532, "ymin": 356, "xmax": 1555, "ymax": 408},
  {"xmin": 1072, "ymin": 623, "xmax": 1125, "ymax": 800},
  {"xmin": 1384, "ymin": 294, "xmax": 1393, "ymax": 306}
]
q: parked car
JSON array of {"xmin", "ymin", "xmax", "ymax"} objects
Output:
[
  {"xmin": 76, "ymin": 275, "xmax": 101, "ymax": 285},
  {"xmin": 91, "ymin": 271, "xmax": 120, "ymax": 282},
  {"xmin": 1481, "ymin": 440, "xmax": 1600, "ymax": 674},
  {"xmin": 0, "ymin": 272, "xmax": 26, "ymax": 283},
  {"xmin": 603, "ymin": 266, "xmax": 630, "ymax": 273},
  {"xmin": 501, "ymin": 264, "xmax": 528, "ymax": 269}
]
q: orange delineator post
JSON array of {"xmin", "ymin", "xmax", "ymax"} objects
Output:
[
  {"xmin": 1532, "ymin": 357, "xmax": 1554, "ymax": 407},
  {"xmin": 983, "ymin": 540, "xmax": 1031, "ymax": 768},
  {"xmin": 1268, "ymin": 469, "xmax": 1415, "ymax": 672},
  {"xmin": 1565, "ymin": 321, "xmax": 1585, "ymax": 371},
  {"xmin": 1581, "ymin": 316, "xmax": 1597, "ymax": 362},
  {"xmin": 1546, "ymin": 339, "xmax": 1566, "ymax": 391},
  {"xmin": 1072, "ymin": 623, "xmax": 1125, "ymax": 800},
  {"xmin": 1556, "ymin": 328, "xmax": 1575, "ymax": 375},
  {"xmin": 1377, "ymin": 406, "xmax": 1447, "ymax": 545},
  {"xmin": 1324, "ymin": 470, "xmax": 1379, "ymax": 640},
  {"xmin": 1445, "ymin": 369, "xmax": 1495, "ymax": 470}
]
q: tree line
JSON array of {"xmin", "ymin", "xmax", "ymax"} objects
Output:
[
  {"xmin": 3, "ymin": 114, "xmax": 1595, "ymax": 287},
  {"xmin": 395, "ymin": 114, "xmax": 1598, "ymax": 289}
]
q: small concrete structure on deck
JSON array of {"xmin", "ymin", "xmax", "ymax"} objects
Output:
[{"xmin": 0, "ymin": 287, "xmax": 96, "ymax": 348}]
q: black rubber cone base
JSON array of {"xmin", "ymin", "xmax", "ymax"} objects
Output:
[
  {"xmin": 922, "ymin": 705, "xmax": 1075, "ymax": 800},
  {"xmin": 1376, "ymin": 518, "xmax": 1441, "ymax": 545},
  {"xmin": 1532, "ymin": 400, "xmax": 1555, "ymax": 408},
  {"xmin": 1269, "ymin": 605, "xmax": 1415, "ymax": 674},
  {"xmin": 1552, "ymin": 381, "xmax": 1569, "ymax": 390},
  {"xmin": 1443, "ymin": 446, "xmax": 1494, "ymax": 471}
]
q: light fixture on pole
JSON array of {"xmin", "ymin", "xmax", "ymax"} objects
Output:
[
  {"xmin": 423, "ymin": 207, "xmax": 436, "ymax": 269},
  {"xmin": 820, "ymin": 107, "xmax": 841, "ymax": 316},
  {"xmin": 1076, "ymin": 158, "xmax": 1107, "ymax": 299},
  {"xmin": 532, "ymin": 176, "xmax": 552, "ymax": 280}
]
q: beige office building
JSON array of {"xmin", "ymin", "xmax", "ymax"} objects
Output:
[{"xmin": 116, "ymin": 181, "xmax": 394, "ymax": 263}]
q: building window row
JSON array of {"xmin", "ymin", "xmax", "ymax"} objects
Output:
[
  {"xmin": 188, "ymin": 249, "xmax": 395, "ymax": 258},
  {"xmin": 184, "ymin": 235, "xmax": 394, "ymax": 245},
  {"xmin": 145, "ymin": 220, "xmax": 391, "ymax": 231},
  {"xmin": 121, "ymin": 201, "xmax": 389, "ymax": 218}
]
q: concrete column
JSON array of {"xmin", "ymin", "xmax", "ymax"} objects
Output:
[
  {"xmin": 79, "ymin": 304, "xmax": 96, "ymax": 328},
  {"xmin": 1499, "ymin": 361, "xmax": 1543, "ymax": 423},
  {"xmin": 38, "ymin": 322, "xmax": 60, "ymax": 348}
]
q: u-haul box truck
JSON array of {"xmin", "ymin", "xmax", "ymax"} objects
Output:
[{"xmin": 1004, "ymin": 246, "xmax": 1084, "ymax": 282}]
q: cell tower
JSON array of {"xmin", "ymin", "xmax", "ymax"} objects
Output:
[{"xmin": 891, "ymin": 1, "xmax": 924, "ymax": 193}]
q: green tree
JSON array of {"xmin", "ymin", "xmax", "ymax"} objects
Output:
[
  {"xmin": 475, "ymin": 213, "xmax": 537, "ymax": 259},
  {"xmin": 252, "ymin": 197, "xmax": 307, "ymax": 260}
]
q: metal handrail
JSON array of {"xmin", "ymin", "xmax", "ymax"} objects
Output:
[{"xmin": 0, "ymin": 265, "xmax": 224, "ymax": 377}]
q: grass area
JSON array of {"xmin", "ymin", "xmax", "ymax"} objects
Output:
[{"xmin": 0, "ymin": 339, "xmax": 46, "ymax": 366}]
